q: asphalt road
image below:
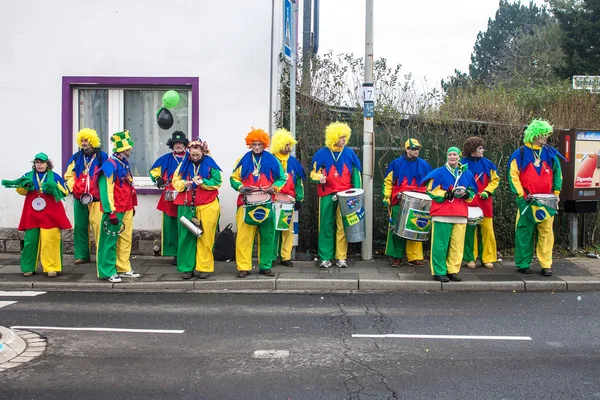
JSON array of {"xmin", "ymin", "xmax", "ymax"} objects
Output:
[{"xmin": 1, "ymin": 291, "xmax": 599, "ymax": 400}]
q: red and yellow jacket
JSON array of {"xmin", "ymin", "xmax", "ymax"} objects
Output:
[
  {"xmin": 310, "ymin": 146, "xmax": 362, "ymax": 197},
  {"xmin": 382, "ymin": 155, "xmax": 432, "ymax": 206},
  {"xmin": 172, "ymin": 155, "xmax": 222, "ymax": 206},
  {"xmin": 230, "ymin": 151, "xmax": 286, "ymax": 207},
  {"xmin": 97, "ymin": 155, "xmax": 138, "ymax": 213},
  {"xmin": 461, "ymin": 156, "xmax": 500, "ymax": 218},
  {"xmin": 508, "ymin": 144, "xmax": 563, "ymax": 198},
  {"xmin": 421, "ymin": 164, "xmax": 477, "ymax": 218}
]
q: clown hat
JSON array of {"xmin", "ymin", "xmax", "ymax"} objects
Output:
[
  {"xmin": 166, "ymin": 131, "xmax": 189, "ymax": 148},
  {"xmin": 111, "ymin": 130, "xmax": 134, "ymax": 153},
  {"xmin": 405, "ymin": 138, "xmax": 421, "ymax": 149}
]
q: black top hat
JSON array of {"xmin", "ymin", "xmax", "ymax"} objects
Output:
[{"xmin": 166, "ymin": 131, "xmax": 189, "ymax": 149}]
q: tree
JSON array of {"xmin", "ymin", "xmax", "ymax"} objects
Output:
[
  {"xmin": 469, "ymin": 0, "xmax": 554, "ymax": 85},
  {"xmin": 550, "ymin": 0, "xmax": 600, "ymax": 78}
]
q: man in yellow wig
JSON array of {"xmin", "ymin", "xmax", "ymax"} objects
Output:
[
  {"xmin": 270, "ymin": 128, "xmax": 305, "ymax": 267},
  {"xmin": 310, "ymin": 122, "xmax": 362, "ymax": 269},
  {"xmin": 64, "ymin": 128, "xmax": 107, "ymax": 265}
]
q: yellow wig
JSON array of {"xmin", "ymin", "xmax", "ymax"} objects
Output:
[
  {"xmin": 245, "ymin": 127, "xmax": 270, "ymax": 148},
  {"xmin": 76, "ymin": 128, "xmax": 101, "ymax": 149},
  {"xmin": 325, "ymin": 122, "xmax": 351, "ymax": 149},
  {"xmin": 271, "ymin": 128, "xmax": 297, "ymax": 154}
]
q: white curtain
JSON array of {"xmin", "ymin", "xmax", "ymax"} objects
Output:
[{"xmin": 78, "ymin": 90, "xmax": 109, "ymax": 153}]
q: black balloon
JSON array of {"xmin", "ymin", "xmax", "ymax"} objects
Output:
[{"xmin": 156, "ymin": 108, "xmax": 174, "ymax": 130}]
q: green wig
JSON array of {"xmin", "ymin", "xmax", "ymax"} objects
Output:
[{"xmin": 524, "ymin": 119, "xmax": 553, "ymax": 144}]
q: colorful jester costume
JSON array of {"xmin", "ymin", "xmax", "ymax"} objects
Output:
[
  {"xmin": 230, "ymin": 128, "xmax": 286, "ymax": 274},
  {"xmin": 421, "ymin": 147, "xmax": 477, "ymax": 279},
  {"xmin": 270, "ymin": 129, "xmax": 305, "ymax": 266},
  {"xmin": 149, "ymin": 131, "xmax": 189, "ymax": 260},
  {"xmin": 382, "ymin": 138, "xmax": 432, "ymax": 265},
  {"xmin": 310, "ymin": 122, "xmax": 362, "ymax": 267},
  {"xmin": 508, "ymin": 119, "xmax": 563, "ymax": 273},
  {"xmin": 460, "ymin": 137, "xmax": 500, "ymax": 268},
  {"xmin": 6, "ymin": 153, "xmax": 71, "ymax": 275},
  {"xmin": 96, "ymin": 131, "xmax": 138, "ymax": 280},
  {"xmin": 172, "ymin": 141, "xmax": 222, "ymax": 275},
  {"xmin": 64, "ymin": 128, "xmax": 107, "ymax": 263}
]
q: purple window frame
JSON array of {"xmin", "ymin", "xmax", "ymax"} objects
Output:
[{"xmin": 61, "ymin": 76, "xmax": 199, "ymax": 194}]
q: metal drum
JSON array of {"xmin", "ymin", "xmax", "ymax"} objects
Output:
[
  {"xmin": 243, "ymin": 191, "xmax": 272, "ymax": 225},
  {"xmin": 532, "ymin": 194, "xmax": 558, "ymax": 210},
  {"xmin": 467, "ymin": 206, "xmax": 484, "ymax": 226},
  {"xmin": 393, "ymin": 191, "xmax": 432, "ymax": 241},
  {"xmin": 164, "ymin": 189, "xmax": 178, "ymax": 202},
  {"xmin": 274, "ymin": 193, "xmax": 295, "ymax": 231},
  {"xmin": 337, "ymin": 188, "xmax": 366, "ymax": 243}
]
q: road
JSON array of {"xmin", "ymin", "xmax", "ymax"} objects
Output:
[{"xmin": 1, "ymin": 291, "xmax": 599, "ymax": 399}]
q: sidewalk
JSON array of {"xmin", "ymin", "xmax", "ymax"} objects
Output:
[{"xmin": 1, "ymin": 254, "xmax": 599, "ymax": 292}]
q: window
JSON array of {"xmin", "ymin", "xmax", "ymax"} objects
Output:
[{"xmin": 62, "ymin": 77, "xmax": 199, "ymax": 192}]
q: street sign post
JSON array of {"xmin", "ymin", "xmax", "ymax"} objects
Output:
[{"xmin": 283, "ymin": 0, "xmax": 292, "ymax": 65}]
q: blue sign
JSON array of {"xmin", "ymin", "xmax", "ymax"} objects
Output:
[
  {"xmin": 283, "ymin": 0, "xmax": 292, "ymax": 64},
  {"xmin": 364, "ymin": 101, "xmax": 374, "ymax": 118},
  {"xmin": 577, "ymin": 131, "xmax": 600, "ymax": 141}
]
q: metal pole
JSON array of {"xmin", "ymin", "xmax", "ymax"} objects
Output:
[
  {"xmin": 290, "ymin": 0, "xmax": 297, "ymax": 157},
  {"xmin": 361, "ymin": 0, "xmax": 374, "ymax": 261},
  {"xmin": 301, "ymin": 0, "xmax": 312, "ymax": 93},
  {"xmin": 569, "ymin": 213, "xmax": 578, "ymax": 252}
]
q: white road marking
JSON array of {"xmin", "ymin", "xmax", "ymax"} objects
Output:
[
  {"xmin": 253, "ymin": 350, "xmax": 289, "ymax": 359},
  {"xmin": 352, "ymin": 334, "xmax": 532, "ymax": 341},
  {"xmin": 11, "ymin": 326, "xmax": 184, "ymax": 334},
  {"xmin": 0, "ymin": 291, "xmax": 47, "ymax": 297},
  {"xmin": 0, "ymin": 301, "xmax": 18, "ymax": 309}
]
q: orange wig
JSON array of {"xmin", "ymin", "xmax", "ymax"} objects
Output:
[{"xmin": 244, "ymin": 127, "xmax": 270, "ymax": 148}]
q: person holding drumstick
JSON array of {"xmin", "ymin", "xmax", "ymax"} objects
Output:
[
  {"xmin": 96, "ymin": 130, "xmax": 140, "ymax": 283},
  {"xmin": 230, "ymin": 127, "xmax": 286, "ymax": 278},
  {"xmin": 64, "ymin": 128, "xmax": 107, "ymax": 266},
  {"xmin": 270, "ymin": 128, "xmax": 306, "ymax": 268},
  {"xmin": 310, "ymin": 122, "xmax": 362, "ymax": 269},
  {"xmin": 172, "ymin": 139, "xmax": 222, "ymax": 280},
  {"xmin": 3, "ymin": 153, "xmax": 71, "ymax": 277},
  {"xmin": 149, "ymin": 131, "xmax": 189, "ymax": 266},
  {"xmin": 421, "ymin": 147, "xmax": 477, "ymax": 282},
  {"xmin": 461, "ymin": 137, "xmax": 500, "ymax": 269},
  {"xmin": 382, "ymin": 138, "xmax": 432, "ymax": 267},
  {"xmin": 508, "ymin": 119, "xmax": 563, "ymax": 276}
]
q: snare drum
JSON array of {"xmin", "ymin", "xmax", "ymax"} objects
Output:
[
  {"xmin": 164, "ymin": 190, "xmax": 178, "ymax": 202},
  {"xmin": 532, "ymin": 194, "xmax": 558, "ymax": 210},
  {"xmin": 273, "ymin": 193, "xmax": 295, "ymax": 231},
  {"xmin": 337, "ymin": 188, "xmax": 366, "ymax": 243},
  {"xmin": 393, "ymin": 191, "xmax": 432, "ymax": 241},
  {"xmin": 243, "ymin": 191, "xmax": 273, "ymax": 225},
  {"xmin": 467, "ymin": 206, "xmax": 484, "ymax": 226}
]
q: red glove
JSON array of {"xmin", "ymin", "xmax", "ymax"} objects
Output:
[{"xmin": 109, "ymin": 213, "xmax": 119, "ymax": 226}]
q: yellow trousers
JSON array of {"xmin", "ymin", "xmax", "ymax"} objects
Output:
[
  {"xmin": 464, "ymin": 216, "xmax": 497, "ymax": 263},
  {"xmin": 274, "ymin": 218, "xmax": 294, "ymax": 261}
]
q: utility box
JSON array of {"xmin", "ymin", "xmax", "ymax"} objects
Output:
[{"xmin": 558, "ymin": 129, "xmax": 600, "ymax": 213}]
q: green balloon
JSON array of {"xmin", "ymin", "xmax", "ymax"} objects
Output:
[{"xmin": 162, "ymin": 90, "xmax": 180, "ymax": 108}]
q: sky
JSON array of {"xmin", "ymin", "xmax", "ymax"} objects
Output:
[{"xmin": 313, "ymin": 0, "xmax": 547, "ymax": 91}]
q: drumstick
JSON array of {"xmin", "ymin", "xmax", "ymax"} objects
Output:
[{"xmin": 321, "ymin": 164, "xmax": 326, "ymax": 192}]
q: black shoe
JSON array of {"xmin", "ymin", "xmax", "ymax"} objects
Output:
[
  {"xmin": 182, "ymin": 272, "xmax": 193, "ymax": 280},
  {"xmin": 197, "ymin": 272, "xmax": 210, "ymax": 279},
  {"xmin": 237, "ymin": 271, "xmax": 250, "ymax": 278},
  {"xmin": 446, "ymin": 273, "xmax": 461, "ymax": 282},
  {"xmin": 433, "ymin": 275, "xmax": 450, "ymax": 282},
  {"xmin": 281, "ymin": 260, "xmax": 294, "ymax": 267},
  {"xmin": 518, "ymin": 268, "xmax": 532, "ymax": 274},
  {"xmin": 259, "ymin": 269, "xmax": 275, "ymax": 277},
  {"xmin": 172, "ymin": 257, "xmax": 177, "ymax": 266},
  {"xmin": 541, "ymin": 269, "xmax": 552, "ymax": 277}
]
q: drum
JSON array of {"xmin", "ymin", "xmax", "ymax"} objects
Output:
[
  {"xmin": 164, "ymin": 190, "xmax": 178, "ymax": 202},
  {"xmin": 532, "ymin": 194, "xmax": 558, "ymax": 210},
  {"xmin": 274, "ymin": 193, "xmax": 295, "ymax": 231},
  {"xmin": 393, "ymin": 191, "xmax": 432, "ymax": 241},
  {"xmin": 243, "ymin": 191, "xmax": 273, "ymax": 225},
  {"xmin": 467, "ymin": 206, "xmax": 484, "ymax": 226},
  {"xmin": 80, "ymin": 192, "xmax": 94, "ymax": 205},
  {"xmin": 337, "ymin": 188, "xmax": 366, "ymax": 243}
]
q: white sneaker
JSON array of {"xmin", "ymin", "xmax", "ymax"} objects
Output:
[
  {"xmin": 319, "ymin": 260, "xmax": 332, "ymax": 269},
  {"xmin": 119, "ymin": 271, "xmax": 140, "ymax": 278},
  {"xmin": 107, "ymin": 274, "xmax": 121, "ymax": 283},
  {"xmin": 336, "ymin": 259, "xmax": 348, "ymax": 268}
]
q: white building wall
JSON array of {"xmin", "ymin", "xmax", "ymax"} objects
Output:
[{"xmin": 0, "ymin": 0, "xmax": 290, "ymax": 232}]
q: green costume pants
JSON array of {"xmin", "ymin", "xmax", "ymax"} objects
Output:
[
  {"xmin": 515, "ymin": 199, "xmax": 554, "ymax": 270},
  {"xmin": 463, "ymin": 217, "xmax": 497, "ymax": 263},
  {"xmin": 235, "ymin": 206, "xmax": 276, "ymax": 271},
  {"xmin": 161, "ymin": 212, "xmax": 178, "ymax": 257},
  {"xmin": 96, "ymin": 210, "xmax": 134, "ymax": 279},
  {"xmin": 21, "ymin": 228, "xmax": 63, "ymax": 273},
  {"xmin": 384, "ymin": 204, "xmax": 424, "ymax": 261},
  {"xmin": 430, "ymin": 221, "xmax": 466, "ymax": 276},
  {"xmin": 73, "ymin": 200, "xmax": 102, "ymax": 260},
  {"xmin": 318, "ymin": 194, "xmax": 347, "ymax": 261},
  {"xmin": 177, "ymin": 199, "xmax": 220, "ymax": 273}
]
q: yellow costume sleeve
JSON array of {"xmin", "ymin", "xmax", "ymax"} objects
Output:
[
  {"xmin": 63, "ymin": 160, "xmax": 76, "ymax": 191},
  {"xmin": 382, "ymin": 170, "xmax": 393, "ymax": 205},
  {"xmin": 483, "ymin": 169, "xmax": 500, "ymax": 194},
  {"xmin": 171, "ymin": 164, "xmax": 185, "ymax": 192}
]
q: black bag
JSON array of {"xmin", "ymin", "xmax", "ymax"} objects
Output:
[{"xmin": 213, "ymin": 223, "xmax": 236, "ymax": 261}]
